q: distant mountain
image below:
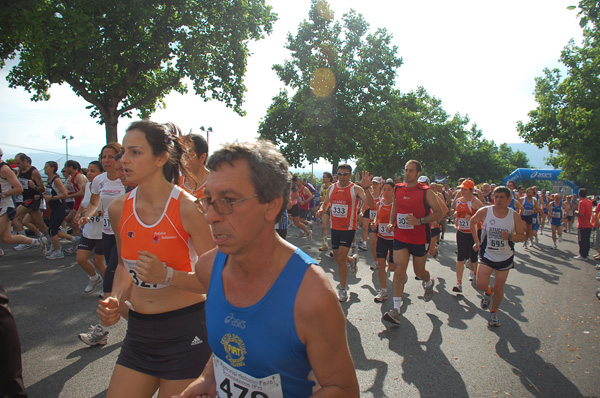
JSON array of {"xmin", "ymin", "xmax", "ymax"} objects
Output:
[{"xmin": 506, "ymin": 143, "xmax": 553, "ymax": 169}]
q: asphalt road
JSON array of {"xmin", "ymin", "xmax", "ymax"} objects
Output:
[{"xmin": 1, "ymin": 221, "xmax": 599, "ymax": 398}]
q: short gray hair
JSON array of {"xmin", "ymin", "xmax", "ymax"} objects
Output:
[{"xmin": 207, "ymin": 140, "xmax": 291, "ymax": 221}]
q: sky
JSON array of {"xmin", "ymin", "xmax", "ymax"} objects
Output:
[{"xmin": 0, "ymin": 0, "xmax": 584, "ymax": 169}]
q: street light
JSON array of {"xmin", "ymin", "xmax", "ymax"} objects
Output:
[
  {"xmin": 61, "ymin": 135, "xmax": 74, "ymax": 161},
  {"xmin": 199, "ymin": 126, "xmax": 213, "ymax": 146}
]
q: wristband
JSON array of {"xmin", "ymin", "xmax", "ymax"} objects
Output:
[{"xmin": 163, "ymin": 266, "xmax": 174, "ymax": 286}]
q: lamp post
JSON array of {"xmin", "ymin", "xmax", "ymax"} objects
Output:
[
  {"xmin": 61, "ymin": 135, "xmax": 74, "ymax": 161},
  {"xmin": 199, "ymin": 126, "xmax": 213, "ymax": 146}
]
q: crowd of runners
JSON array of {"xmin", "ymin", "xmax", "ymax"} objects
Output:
[{"xmin": 0, "ymin": 128, "xmax": 599, "ymax": 397}]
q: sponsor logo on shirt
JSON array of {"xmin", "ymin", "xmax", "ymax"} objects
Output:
[{"xmin": 224, "ymin": 313, "xmax": 246, "ymax": 329}]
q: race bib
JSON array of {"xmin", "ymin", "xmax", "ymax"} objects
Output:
[
  {"xmin": 552, "ymin": 211, "xmax": 561, "ymax": 219},
  {"xmin": 102, "ymin": 215, "xmax": 113, "ymax": 234},
  {"xmin": 331, "ymin": 203, "xmax": 348, "ymax": 218},
  {"xmin": 122, "ymin": 258, "xmax": 166, "ymax": 289},
  {"xmin": 522, "ymin": 209, "xmax": 533, "ymax": 216},
  {"xmin": 378, "ymin": 223, "xmax": 394, "ymax": 238},
  {"xmin": 487, "ymin": 229, "xmax": 508, "ymax": 251},
  {"xmin": 396, "ymin": 213, "xmax": 414, "ymax": 230},
  {"xmin": 457, "ymin": 218, "xmax": 470, "ymax": 230},
  {"xmin": 214, "ymin": 356, "xmax": 283, "ymax": 398},
  {"xmin": 369, "ymin": 210, "xmax": 377, "ymax": 222}
]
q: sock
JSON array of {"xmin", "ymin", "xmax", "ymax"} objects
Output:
[
  {"xmin": 490, "ymin": 309, "xmax": 497, "ymax": 314},
  {"xmin": 457, "ymin": 280, "xmax": 462, "ymax": 284},
  {"xmin": 323, "ymin": 237, "xmax": 327, "ymax": 245},
  {"xmin": 485, "ymin": 286, "xmax": 492, "ymax": 295},
  {"xmin": 393, "ymin": 297, "xmax": 402, "ymax": 310},
  {"xmin": 425, "ymin": 279, "xmax": 433, "ymax": 288},
  {"xmin": 363, "ymin": 240, "xmax": 367, "ymax": 246}
]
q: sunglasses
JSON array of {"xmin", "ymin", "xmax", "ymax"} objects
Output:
[{"xmin": 337, "ymin": 172, "xmax": 351, "ymax": 177}]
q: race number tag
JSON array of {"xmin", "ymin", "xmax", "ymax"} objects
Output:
[
  {"xmin": 396, "ymin": 213, "xmax": 414, "ymax": 230},
  {"xmin": 214, "ymin": 356, "xmax": 283, "ymax": 398},
  {"xmin": 457, "ymin": 218, "xmax": 470, "ymax": 230},
  {"xmin": 102, "ymin": 215, "xmax": 113, "ymax": 234},
  {"xmin": 378, "ymin": 223, "xmax": 394, "ymax": 237},
  {"xmin": 552, "ymin": 211, "xmax": 561, "ymax": 219},
  {"xmin": 369, "ymin": 210, "xmax": 377, "ymax": 222},
  {"xmin": 122, "ymin": 259, "xmax": 164, "ymax": 289},
  {"xmin": 522, "ymin": 209, "xmax": 533, "ymax": 216},
  {"xmin": 487, "ymin": 229, "xmax": 507, "ymax": 251},
  {"xmin": 331, "ymin": 203, "xmax": 348, "ymax": 218}
]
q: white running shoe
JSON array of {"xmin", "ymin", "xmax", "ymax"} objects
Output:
[
  {"xmin": 374, "ymin": 289, "xmax": 388, "ymax": 302},
  {"xmin": 46, "ymin": 249, "xmax": 65, "ymax": 260},
  {"xmin": 84, "ymin": 275, "xmax": 103, "ymax": 293},
  {"xmin": 78, "ymin": 324, "xmax": 108, "ymax": 346},
  {"xmin": 337, "ymin": 285, "xmax": 348, "ymax": 302},
  {"xmin": 13, "ymin": 243, "xmax": 33, "ymax": 251}
]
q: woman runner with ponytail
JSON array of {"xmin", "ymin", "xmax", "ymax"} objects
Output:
[{"xmin": 96, "ymin": 121, "xmax": 215, "ymax": 397}]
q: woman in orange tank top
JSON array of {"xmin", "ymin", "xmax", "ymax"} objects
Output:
[{"xmin": 96, "ymin": 121, "xmax": 215, "ymax": 398}]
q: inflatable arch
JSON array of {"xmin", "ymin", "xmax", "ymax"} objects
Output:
[{"xmin": 501, "ymin": 168, "xmax": 579, "ymax": 194}]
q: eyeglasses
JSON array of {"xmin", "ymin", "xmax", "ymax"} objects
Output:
[
  {"xmin": 197, "ymin": 194, "xmax": 258, "ymax": 215},
  {"xmin": 337, "ymin": 172, "xmax": 351, "ymax": 177}
]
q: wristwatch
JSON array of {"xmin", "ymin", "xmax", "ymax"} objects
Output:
[{"xmin": 420, "ymin": 217, "xmax": 426, "ymax": 225}]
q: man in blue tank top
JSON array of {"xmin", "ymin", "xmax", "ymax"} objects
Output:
[{"xmin": 175, "ymin": 141, "xmax": 359, "ymax": 398}]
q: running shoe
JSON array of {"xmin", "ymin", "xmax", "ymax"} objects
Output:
[
  {"xmin": 596, "ymin": 272, "xmax": 600, "ymax": 281},
  {"xmin": 552, "ymin": 243, "xmax": 557, "ymax": 250},
  {"xmin": 337, "ymin": 285, "xmax": 348, "ymax": 302},
  {"xmin": 84, "ymin": 275, "xmax": 103, "ymax": 294},
  {"xmin": 469, "ymin": 272, "xmax": 475, "ymax": 282},
  {"xmin": 558, "ymin": 236, "xmax": 563, "ymax": 243},
  {"xmin": 318, "ymin": 243, "xmax": 329, "ymax": 251},
  {"xmin": 306, "ymin": 231, "xmax": 313, "ymax": 241},
  {"xmin": 351, "ymin": 243, "xmax": 357, "ymax": 255},
  {"xmin": 573, "ymin": 255, "xmax": 588, "ymax": 260},
  {"xmin": 46, "ymin": 249, "xmax": 64, "ymax": 260},
  {"xmin": 374, "ymin": 289, "xmax": 388, "ymax": 303},
  {"xmin": 349, "ymin": 254, "xmax": 359, "ymax": 277},
  {"xmin": 488, "ymin": 312, "xmax": 501, "ymax": 327},
  {"xmin": 452, "ymin": 282, "xmax": 462, "ymax": 293},
  {"xmin": 0, "ymin": 248, "xmax": 4, "ymax": 256},
  {"xmin": 423, "ymin": 278, "xmax": 435, "ymax": 302},
  {"xmin": 13, "ymin": 243, "xmax": 33, "ymax": 251},
  {"xmin": 595, "ymin": 264, "xmax": 600, "ymax": 271},
  {"xmin": 481, "ymin": 292, "xmax": 491, "ymax": 310},
  {"xmin": 78, "ymin": 324, "xmax": 108, "ymax": 346},
  {"xmin": 358, "ymin": 242, "xmax": 368, "ymax": 251},
  {"xmin": 34, "ymin": 237, "xmax": 48, "ymax": 257},
  {"xmin": 369, "ymin": 262, "xmax": 378, "ymax": 271},
  {"xmin": 523, "ymin": 241, "xmax": 528, "ymax": 249},
  {"xmin": 382, "ymin": 308, "xmax": 401, "ymax": 325},
  {"xmin": 328, "ymin": 251, "xmax": 333, "ymax": 258}
]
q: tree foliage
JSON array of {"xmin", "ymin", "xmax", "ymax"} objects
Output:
[
  {"xmin": 517, "ymin": 0, "xmax": 600, "ymax": 189},
  {"xmin": 258, "ymin": 0, "xmax": 403, "ymax": 171},
  {"xmin": 0, "ymin": 0, "xmax": 276, "ymax": 142}
]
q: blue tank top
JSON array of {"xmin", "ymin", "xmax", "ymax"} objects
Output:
[
  {"xmin": 551, "ymin": 202, "xmax": 563, "ymax": 221},
  {"xmin": 206, "ymin": 249, "xmax": 317, "ymax": 398},
  {"xmin": 508, "ymin": 198, "xmax": 516, "ymax": 210},
  {"xmin": 522, "ymin": 197, "xmax": 534, "ymax": 216}
]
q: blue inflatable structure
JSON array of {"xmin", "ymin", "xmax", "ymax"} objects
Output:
[{"xmin": 501, "ymin": 168, "xmax": 579, "ymax": 194}]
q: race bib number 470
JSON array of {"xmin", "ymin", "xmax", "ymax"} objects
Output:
[{"xmin": 214, "ymin": 356, "xmax": 283, "ymax": 398}]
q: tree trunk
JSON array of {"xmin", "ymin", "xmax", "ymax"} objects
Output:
[
  {"xmin": 103, "ymin": 110, "xmax": 119, "ymax": 143},
  {"xmin": 331, "ymin": 159, "xmax": 339, "ymax": 174}
]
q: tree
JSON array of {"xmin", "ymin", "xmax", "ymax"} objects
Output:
[
  {"xmin": 0, "ymin": 0, "xmax": 276, "ymax": 142},
  {"xmin": 258, "ymin": 0, "xmax": 403, "ymax": 172},
  {"xmin": 517, "ymin": 0, "xmax": 600, "ymax": 188}
]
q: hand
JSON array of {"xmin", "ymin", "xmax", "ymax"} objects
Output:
[
  {"xmin": 501, "ymin": 231, "xmax": 511, "ymax": 240},
  {"xmin": 28, "ymin": 179, "xmax": 36, "ymax": 189},
  {"xmin": 357, "ymin": 171, "xmax": 372, "ymax": 189},
  {"xmin": 135, "ymin": 251, "xmax": 168, "ymax": 285},
  {"xmin": 97, "ymin": 297, "xmax": 121, "ymax": 326},
  {"xmin": 42, "ymin": 193, "xmax": 52, "ymax": 201},
  {"xmin": 385, "ymin": 223, "xmax": 394, "ymax": 233},
  {"xmin": 172, "ymin": 375, "xmax": 217, "ymax": 398},
  {"xmin": 472, "ymin": 242, "xmax": 480, "ymax": 252},
  {"xmin": 406, "ymin": 213, "xmax": 420, "ymax": 226},
  {"xmin": 78, "ymin": 216, "xmax": 90, "ymax": 227}
]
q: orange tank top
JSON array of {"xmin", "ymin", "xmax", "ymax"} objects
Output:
[
  {"xmin": 328, "ymin": 182, "xmax": 359, "ymax": 231},
  {"xmin": 119, "ymin": 185, "xmax": 198, "ymax": 289},
  {"xmin": 178, "ymin": 175, "xmax": 206, "ymax": 200},
  {"xmin": 455, "ymin": 197, "xmax": 479, "ymax": 233},
  {"xmin": 375, "ymin": 200, "xmax": 394, "ymax": 240}
]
